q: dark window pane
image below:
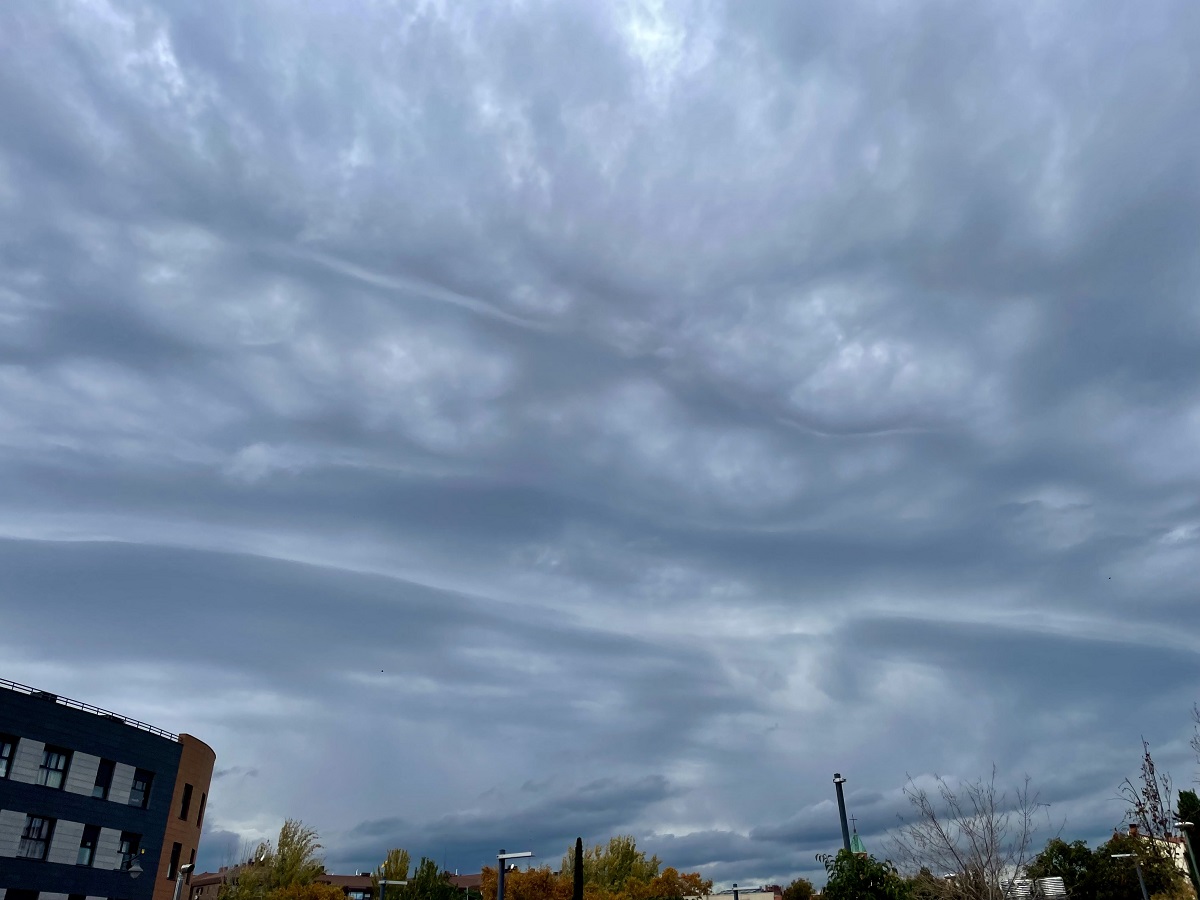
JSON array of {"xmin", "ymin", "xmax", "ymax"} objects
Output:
[
  {"xmin": 180, "ymin": 782, "xmax": 193, "ymax": 820},
  {"xmin": 168, "ymin": 841, "xmax": 182, "ymax": 879},
  {"xmin": 78, "ymin": 824, "xmax": 101, "ymax": 866},
  {"xmin": 119, "ymin": 831, "xmax": 142, "ymax": 871},
  {"xmin": 18, "ymin": 815, "xmax": 54, "ymax": 859},
  {"xmin": 38, "ymin": 746, "xmax": 70, "ymax": 789},
  {"xmin": 93, "ymin": 759, "xmax": 116, "ymax": 799},
  {"xmin": 197, "ymin": 791, "xmax": 207, "ymax": 828},
  {"xmin": 129, "ymin": 768, "xmax": 154, "ymax": 808},
  {"xmin": 0, "ymin": 735, "xmax": 15, "ymax": 779}
]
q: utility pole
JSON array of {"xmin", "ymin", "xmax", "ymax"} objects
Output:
[{"xmin": 833, "ymin": 774, "xmax": 851, "ymax": 854}]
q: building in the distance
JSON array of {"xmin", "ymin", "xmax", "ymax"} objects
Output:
[
  {"xmin": 0, "ymin": 679, "xmax": 215, "ymax": 900},
  {"xmin": 712, "ymin": 885, "xmax": 782, "ymax": 900}
]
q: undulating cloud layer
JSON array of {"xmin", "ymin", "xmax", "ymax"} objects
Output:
[{"xmin": 3, "ymin": 0, "xmax": 1200, "ymax": 885}]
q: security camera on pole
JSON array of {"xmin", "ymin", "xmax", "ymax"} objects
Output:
[
  {"xmin": 172, "ymin": 863, "xmax": 196, "ymax": 900},
  {"xmin": 497, "ymin": 849, "xmax": 534, "ymax": 900}
]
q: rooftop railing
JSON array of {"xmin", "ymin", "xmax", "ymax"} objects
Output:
[{"xmin": 0, "ymin": 678, "xmax": 179, "ymax": 742}]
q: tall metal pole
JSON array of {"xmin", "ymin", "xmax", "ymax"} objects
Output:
[
  {"xmin": 172, "ymin": 865, "xmax": 195, "ymax": 900},
  {"xmin": 498, "ymin": 850, "xmax": 506, "ymax": 900},
  {"xmin": 1178, "ymin": 824, "xmax": 1200, "ymax": 896},
  {"xmin": 1133, "ymin": 861, "xmax": 1150, "ymax": 900},
  {"xmin": 733, "ymin": 884, "xmax": 739, "ymax": 900},
  {"xmin": 573, "ymin": 838, "xmax": 584, "ymax": 900},
  {"xmin": 833, "ymin": 774, "xmax": 851, "ymax": 854}
]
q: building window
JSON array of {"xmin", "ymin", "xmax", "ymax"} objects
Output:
[
  {"xmin": 119, "ymin": 831, "xmax": 142, "ymax": 871},
  {"xmin": 129, "ymin": 768, "xmax": 154, "ymax": 808},
  {"xmin": 78, "ymin": 824, "xmax": 101, "ymax": 866},
  {"xmin": 38, "ymin": 746, "xmax": 71, "ymax": 788},
  {"xmin": 189, "ymin": 847, "xmax": 197, "ymax": 881},
  {"xmin": 70, "ymin": 894, "xmax": 86, "ymax": 900},
  {"xmin": 7, "ymin": 891, "xmax": 39, "ymax": 900},
  {"xmin": 18, "ymin": 814, "xmax": 55, "ymax": 859},
  {"xmin": 180, "ymin": 782, "xmax": 194, "ymax": 820},
  {"xmin": 93, "ymin": 758, "xmax": 116, "ymax": 799},
  {"xmin": 0, "ymin": 734, "xmax": 15, "ymax": 778},
  {"xmin": 197, "ymin": 791, "xmax": 207, "ymax": 828},
  {"xmin": 168, "ymin": 841, "xmax": 182, "ymax": 879}
]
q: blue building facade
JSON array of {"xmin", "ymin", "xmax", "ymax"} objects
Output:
[{"xmin": 0, "ymin": 681, "xmax": 214, "ymax": 900}]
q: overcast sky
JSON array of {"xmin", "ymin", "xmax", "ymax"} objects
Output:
[{"xmin": 3, "ymin": 0, "xmax": 1200, "ymax": 887}]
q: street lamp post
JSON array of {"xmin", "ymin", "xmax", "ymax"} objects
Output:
[
  {"xmin": 1111, "ymin": 853, "xmax": 1150, "ymax": 900},
  {"xmin": 833, "ymin": 774, "xmax": 851, "ymax": 854},
  {"xmin": 172, "ymin": 863, "xmax": 196, "ymax": 900},
  {"xmin": 379, "ymin": 878, "xmax": 408, "ymax": 900},
  {"xmin": 733, "ymin": 884, "xmax": 739, "ymax": 900},
  {"xmin": 1175, "ymin": 822, "xmax": 1200, "ymax": 894},
  {"xmin": 497, "ymin": 849, "xmax": 534, "ymax": 900}
]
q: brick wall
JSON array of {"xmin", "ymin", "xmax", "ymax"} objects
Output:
[{"xmin": 151, "ymin": 735, "xmax": 216, "ymax": 900}]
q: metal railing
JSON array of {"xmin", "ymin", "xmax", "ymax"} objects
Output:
[{"xmin": 0, "ymin": 678, "xmax": 179, "ymax": 741}]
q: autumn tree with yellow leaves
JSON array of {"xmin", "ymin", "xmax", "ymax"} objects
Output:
[{"xmin": 481, "ymin": 836, "xmax": 710, "ymax": 900}]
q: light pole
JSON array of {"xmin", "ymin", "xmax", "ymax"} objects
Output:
[
  {"xmin": 1174, "ymin": 822, "xmax": 1200, "ymax": 894},
  {"xmin": 733, "ymin": 884, "xmax": 739, "ymax": 900},
  {"xmin": 172, "ymin": 863, "xmax": 196, "ymax": 900},
  {"xmin": 1111, "ymin": 853, "xmax": 1150, "ymax": 900},
  {"xmin": 497, "ymin": 850, "xmax": 533, "ymax": 900},
  {"xmin": 833, "ymin": 774, "xmax": 851, "ymax": 854},
  {"xmin": 379, "ymin": 878, "xmax": 408, "ymax": 900}
]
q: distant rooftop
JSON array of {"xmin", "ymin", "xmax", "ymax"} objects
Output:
[{"xmin": 1, "ymin": 677, "xmax": 179, "ymax": 742}]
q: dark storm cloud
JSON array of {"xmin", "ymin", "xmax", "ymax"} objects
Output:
[
  {"xmin": 213, "ymin": 767, "xmax": 260, "ymax": 780},
  {"xmin": 340, "ymin": 776, "xmax": 676, "ymax": 871},
  {"xmin": 3, "ymin": 0, "xmax": 1200, "ymax": 886}
]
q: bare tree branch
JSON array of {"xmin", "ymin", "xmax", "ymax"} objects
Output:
[
  {"xmin": 888, "ymin": 768, "xmax": 1042, "ymax": 900},
  {"xmin": 1116, "ymin": 739, "xmax": 1177, "ymax": 864}
]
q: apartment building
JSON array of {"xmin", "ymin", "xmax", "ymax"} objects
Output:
[{"xmin": 0, "ymin": 680, "xmax": 215, "ymax": 900}]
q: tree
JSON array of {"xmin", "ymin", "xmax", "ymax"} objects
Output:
[
  {"xmin": 273, "ymin": 820, "xmax": 326, "ymax": 886},
  {"xmin": 269, "ymin": 886, "xmax": 346, "ymax": 900},
  {"xmin": 1178, "ymin": 790, "xmax": 1200, "ymax": 827},
  {"xmin": 1025, "ymin": 839, "xmax": 1094, "ymax": 899},
  {"xmin": 404, "ymin": 857, "xmax": 460, "ymax": 900},
  {"xmin": 374, "ymin": 848, "xmax": 413, "ymax": 900},
  {"xmin": 904, "ymin": 868, "xmax": 944, "ymax": 900},
  {"xmin": 781, "ymin": 877, "xmax": 815, "ymax": 900},
  {"xmin": 1191, "ymin": 705, "xmax": 1200, "ymax": 778},
  {"xmin": 481, "ymin": 837, "xmax": 709, "ymax": 900},
  {"xmin": 561, "ymin": 836, "xmax": 662, "ymax": 896},
  {"xmin": 1092, "ymin": 833, "xmax": 1186, "ymax": 900},
  {"xmin": 887, "ymin": 769, "xmax": 1041, "ymax": 900},
  {"xmin": 218, "ymin": 821, "xmax": 325, "ymax": 900},
  {"xmin": 481, "ymin": 866, "xmax": 571, "ymax": 900},
  {"xmin": 221, "ymin": 854, "xmax": 272, "ymax": 900},
  {"xmin": 1119, "ymin": 740, "xmax": 1176, "ymax": 859},
  {"xmin": 819, "ymin": 850, "xmax": 910, "ymax": 900},
  {"xmin": 631, "ymin": 867, "xmax": 711, "ymax": 900},
  {"xmin": 1177, "ymin": 789, "xmax": 1200, "ymax": 896}
]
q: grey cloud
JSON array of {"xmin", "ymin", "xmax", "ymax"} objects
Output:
[
  {"xmin": 3, "ymin": 0, "xmax": 1200, "ymax": 887},
  {"xmin": 213, "ymin": 766, "xmax": 260, "ymax": 780},
  {"xmin": 338, "ymin": 776, "xmax": 677, "ymax": 871},
  {"xmin": 196, "ymin": 828, "xmax": 244, "ymax": 872}
]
